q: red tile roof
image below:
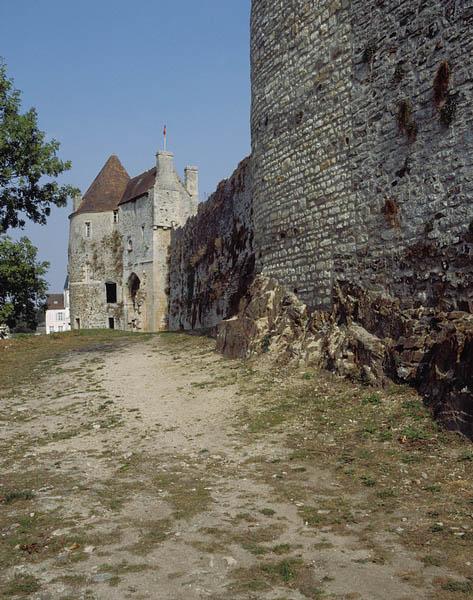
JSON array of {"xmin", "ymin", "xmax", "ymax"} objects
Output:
[
  {"xmin": 46, "ymin": 294, "xmax": 65, "ymax": 310},
  {"xmin": 74, "ymin": 155, "xmax": 130, "ymax": 216}
]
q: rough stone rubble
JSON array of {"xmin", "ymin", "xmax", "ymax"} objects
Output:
[{"xmin": 217, "ymin": 276, "xmax": 473, "ymax": 439}]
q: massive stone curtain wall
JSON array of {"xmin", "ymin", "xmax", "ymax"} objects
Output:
[
  {"xmin": 251, "ymin": 0, "xmax": 473, "ymax": 311},
  {"xmin": 348, "ymin": 0, "xmax": 473, "ymax": 311},
  {"xmin": 168, "ymin": 158, "xmax": 254, "ymax": 331},
  {"xmin": 251, "ymin": 0, "xmax": 354, "ymax": 309}
]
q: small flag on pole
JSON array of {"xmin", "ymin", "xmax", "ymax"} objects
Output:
[{"xmin": 163, "ymin": 125, "xmax": 167, "ymax": 151}]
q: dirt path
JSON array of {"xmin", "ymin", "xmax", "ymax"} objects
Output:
[{"xmin": 1, "ymin": 333, "xmax": 471, "ymax": 599}]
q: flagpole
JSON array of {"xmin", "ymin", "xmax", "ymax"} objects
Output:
[{"xmin": 163, "ymin": 125, "xmax": 167, "ymax": 151}]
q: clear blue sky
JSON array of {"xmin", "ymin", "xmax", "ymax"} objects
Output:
[{"xmin": 0, "ymin": 0, "xmax": 251, "ymax": 291}]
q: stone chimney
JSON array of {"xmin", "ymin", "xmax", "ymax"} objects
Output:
[
  {"xmin": 185, "ymin": 166, "xmax": 199, "ymax": 199},
  {"xmin": 73, "ymin": 191, "xmax": 82, "ymax": 212},
  {"xmin": 156, "ymin": 151, "xmax": 176, "ymax": 188}
]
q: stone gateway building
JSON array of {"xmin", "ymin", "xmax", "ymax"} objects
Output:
[{"xmin": 68, "ymin": 151, "xmax": 198, "ymax": 332}]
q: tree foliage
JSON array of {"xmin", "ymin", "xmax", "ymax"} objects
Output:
[
  {"xmin": 0, "ymin": 60, "xmax": 78, "ymax": 232},
  {"xmin": 0, "ymin": 236, "xmax": 49, "ymax": 330}
]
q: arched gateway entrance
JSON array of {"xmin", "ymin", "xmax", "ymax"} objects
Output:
[
  {"xmin": 127, "ymin": 272, "xmax": 145, "ymax": 330},
  {"xmin": 128, "ymin": 273, "xmax": 140, "ymax": 305}
]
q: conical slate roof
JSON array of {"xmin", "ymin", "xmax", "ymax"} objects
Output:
[{"xmin": 75, "ymin": 155, "xmax": 130, "ymax": 215}]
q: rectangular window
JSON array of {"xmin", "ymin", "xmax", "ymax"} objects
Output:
[
  {"xmin": 58, "ymin": 326, "xmax": 63, "ymax": 332},
  {"xmin": 85, "ymin": 222, "xmax": 91, "ymax": 237},
  {"xmin": 105, "ymin": 282, "xmax": 117, "ymax": 304},
  {"xmin": 49, "ymin": 326, "xmax": 55, "ymax": 333},
  {"xmin": 141, "ymin": 225, "xmax": 145, "ymax": 239},
  {"xmin": 113, "ymin": 210, "xmax": 119, "ymax": 224},
  {"xmin": 57, "ymin": 312, "xmax": 64, "ymax": 321}
]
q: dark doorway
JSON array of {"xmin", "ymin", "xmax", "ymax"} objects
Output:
[
  {"xmin": 106, "ymin": 282, "xmax": 117, "ymax": 304},
  {"xmin": 128, "ymin": 273, "xmax": 141, "ymax": 303},
  {"xmin": 108, "ymin": 317, "xmax": 115, "ymax": 330},
  {"xmin": 75, "ymin": 318, "xmax": 81, "ymax": 330}
]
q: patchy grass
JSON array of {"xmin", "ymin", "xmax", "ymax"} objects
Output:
[
  {"xmin": 54, "ymin": 574, "xmax": 88, "ymax": 587},
  {"xmin": 127, "ymin": 519, "xmax": 173, "ymax": 555},
  {"xmin": 0, "ymin": 503, "xmax": 118, "ymax": 571},
  {"xmin": 242, "ymin": 542, "xmax": 270, "ymax": 556},
  {"xmin": 299, "ymin": 497, "xmax": 356, "ymax": 531},
  {"xmin": 153, "ymin": 471, "xmax": 213, "ymax": 520},
  {"xmin": 261, "ymin": 558, "xmax": 303, "ymax": 583},
  {"xmin": 0, "ymin": 329, "xmax": 151, "ymax": 392},
  {"xmin": 1, "ymin": 489, "xmax": 35, "ymax": 504},
  {"xmin": 92, "ymin": 470, "xmax": 148, "ymax": 512},
  {"xmin": 272, "ymin": 543, "xmax": 292, "ymax": 555},
  {"xmin": 3, "ymin": 573, "xmax": 41, "ymax": 597},
  {"xmin": 235, "ymin": 362, "xmax": 473, "ymax": 576},
  {"xmin": 231, "ymin": 558, "xmax": 323, "ymax": 598},
  {"xmin": 1, "ymin": 326, "xmax": 471, "ymax": 598},
  {"xmin": 440, "ymin": 580, "xmax": 473, "ymax": 593},
  {"xmin": 197, "ymin": 523, "xmax": 284, "ymax": 558},
  {"xmin": 98, "ymin": 560, "xmax": 151, "ymax": 575}
]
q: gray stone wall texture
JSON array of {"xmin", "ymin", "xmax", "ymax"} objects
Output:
[
  {"xmin": 68, "ymin": 212, "xmax": 124, "ymax": 329},
  {"xmin": 120, "ymin": 195, "xmax": 154, "ymax": 332},
  {"xmin": 68, "ymin": 151, "xmax": 198, "ymax": 332},
  {"xmin": 168, "ymin": 158, "xmax": 254, "ymax": 330},
  {"xmin": 251, "ymin": 0, "xmax": 473, "ymax": 312}
]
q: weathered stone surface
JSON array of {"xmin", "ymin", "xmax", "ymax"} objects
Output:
[
  {"xmin": 69, "ymin": 152, "xmax": 198, "ymax": 332},
  {"xmin": 217, "ymin": 276, "xmax": 388, "ymax": 383},
  {"xmin": 251, "ymin": 0, "xmax": 473, "ymax": 313},
  {"xmin": 417, "ymin": 313, "xmax": 473, "ymax": 438},
  {"xmin": 168, "ymin": 158, "xmax": 254, "ymax": 331},
  {"xmin": 68, "ymin": 212, "xmax": 124, "ymax": 330},
  {"xmin": 217, "ymin": 275, "xmax": 473, "ymax": 438}
]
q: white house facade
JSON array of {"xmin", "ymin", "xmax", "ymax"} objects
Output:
[{"xmin": 45, "ymin": 286, "xmax": 71, "ymax": 334}]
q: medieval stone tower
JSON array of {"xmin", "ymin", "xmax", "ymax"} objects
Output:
[
  {"xmin": 251, "ymin": 0, "xmax": 473, "ymax": 312},
  {"xmin": 68, "ymin": 150, "xmax": 198, "ymax": 332}
]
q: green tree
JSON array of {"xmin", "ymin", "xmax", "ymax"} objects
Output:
[
  {"xmin": 0, "ymin": 60, "xmax": 77, "ymax": 232},
  {"xmin": 0, "ymin": 236, "xmax": 49, "ymax": 330}
]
